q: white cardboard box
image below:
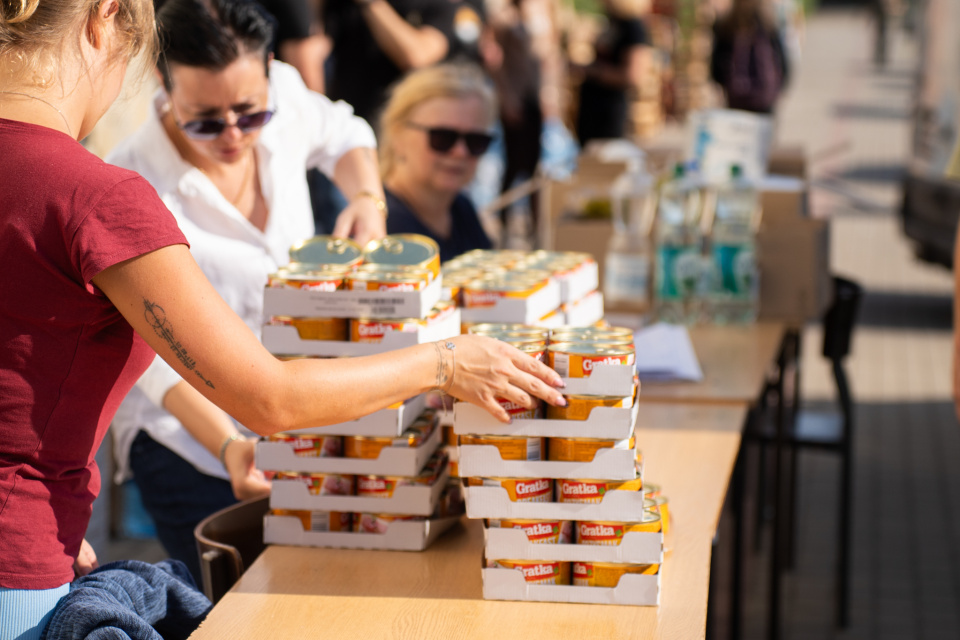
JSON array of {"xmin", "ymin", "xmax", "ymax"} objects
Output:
[
  {"xmin": 287, "ymin": 394, "xmax": 427, "ymax": 437},
  {"xmin": 264, "ymin": 513, "xmax": 460, "ymax": 551},
  {"xmin": 257, "ymin": 423, "xmax": 441, "ymax": 476},
  {"xmin": 562, "ymin": 290, "xmax": 604, "ymax": 327},
  {"xmin": 559, "ymin": 363, "xmax": 636, "ymax": 397},
  {"xmin": 557, "ymin": 261, "xmax": 599, "ymax": 303},
  {"xmin": 483, "ymin": 526, "xmax": 662, "ymax": 565},
  {"xmin": 268, "ymin": 468, "xmax": 450, "ymax": 516},
  {"xmin": 459, "ymin": 279, "xmax": 561, "ymax": 324},
  {"xmin": 454, "ymin": 392, "xmax": 638, "ymax": 439},
  {"xmin": 463, "ymin": 482, "xmax": 648, "ymax": 521},
  {"xmin": 263, "ymin": 275, "xmax": 443, "ymax": 320},
  {"xmin": 458, "ymin": 443, "xmax": 639, "ymax": 482},
  {"xmin": 481, "ymin": 567, "xmax": 660, "ymax": 605},
  {"xmin": 262, "ymin": 308, "xmax": 461, "ymax": 357}
]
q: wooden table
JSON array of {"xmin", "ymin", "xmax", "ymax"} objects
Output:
[{"xmin": 190, "ymin": 403, "xmax": 746, "ymax": 640}]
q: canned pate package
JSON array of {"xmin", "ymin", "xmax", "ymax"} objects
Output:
[
  {"xmin": 267, "ymin": 433, "xmax": 343, "ymax": 457},
  {"xmin": 545, "ymin": 394, "xmax": 633, "ymax": 420},
  {"xmin": 355, "ymin": 450, "xmax": 447, "ymax": 498},
  {"xmin": 555, "ymin": 478, "xmax": 643, "ymax": 504},
  {"xmin": 487, "ymin": 519, "xmax": 573, "ymax": 544},
  {"xmin": 547, "ymin": 435, "xmax": 636, "ymax": 462},
  {"xmin": 270, "ymin": 509, "xmax": 352, "ymax": 532},
  {"xmin": 547, "ymin": 343, "xmax": 636, "ymax": 378},
  {"xmin": 347, "ymin": 269, "xmax": 430, "ymax": 292},
  {"xmin": 266, "ymin": 266, "xmax": 348, "ymax": 291},
  {"xmin": 575, "ymin": 516, "xmax": 662, "ymax": 545},
  {"xmin": 459, "ymin": 434, "xmax": 545, "ymax": 461},
  {"xmin": 490, "ymin": 559, "xmax": 571, "ymax": 585},
  {"xmin": 344, "ymin": 411, "xmax": 436, "ymax": 458},
  {"xmin": 274, "ymin": 472, "xmax": 355, "ymax": 496},
  {"xmin": 572, "ymin": 561, "xmax": 659, "ymax": 587},
  {"xmin": 353, "ymin": 513, "xmax": 426, "ymax": 534},
  {"xmin": 467, "ymin": 477, "xmax": 553, "ymax": 502},
  {"xmin": 269, "ymin": 316, "xmax": 348, "ymax": 341}
]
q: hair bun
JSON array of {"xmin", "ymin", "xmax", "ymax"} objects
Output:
[{"xmin": 2, "ymin": 0, "xmax": 41, "ymax": 25}]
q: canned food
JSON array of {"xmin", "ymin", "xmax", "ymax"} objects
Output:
[
  {"xmin": 546, "ymin": 394, "xmax": 633, "ymax": 420},
  {"xmin": 555, "ymin": 478, "xmax": 643, "ymax": 504},
  {"xmin": 267, "ymin": 433, "xmax": 342, "ymax": 457},
  {"xmin": 650, "ymin": 496, "xmax": 670, "ymax": 536},
  {"xmin": 267, "ymin": 266, "xmax": 348, "ymax": 291},
  {"xmin": 347, "ymin": 269, "xmax": 430, "ymax": 292},
  {"xmin": 467, "ymin": 323, "xmax": 533, "ymax": 335},
  {"xmin": 547, "ymin": 343, "xmax": 636, "ymax": 378},
  {"xmin": 572, "ymin": 561, "xmax": 659, "ymax": 587},
  {"xmin": 363, "ymin": 234, "xmax": 440, "ymax": 281},
  {"xmin": 461, "ymin": 274, "xmax": 551, "ymax": 308},
  {"xmin": 274, "ymin": 472, "xmax": 355, "ymax": 496},
  {"xmin": 576, "ymin": 515, "xmax": 662, "ymax": 546},
  {"xmin": 353, "ymin": 513, "xmax": 426, "ymax": 533},
  {"xmin": 344, "ymin": 415, "xmax": 435, "ymax": 458},
  {"xmin": 355, "ymin": 450, "xmax": 447, "ymax": 498},
  {"xmin": 350, "ymin": 317, "xmax": 424, "ymax": 343},
  {"xmin": 436, "ymin": 478, "xmax": 465, "ymax": 517},
  {"xmin": 270, "ymin": 509, "xmax": 352, "ymax": 532},
  {"xmin": 490, "ymin": 559, "xmax": 571, "ymax": 585},
  {"xmin": 467, "ymin": 477, "xmax": 553, "ymax": 502},
  {"xmin": 487, "ymin": 519, "xmax": 573, "ymax": 544},
  {"xmin": 269, "ymin": 316, "xmax": 348, "ymax": 341},
  {"xmin": 493, "ymin": 397, "xmax": 544, "ymax": 420},
  {"xmin": 288, "ymin": 235, "xmax": 363, "ymax": 269},
  {"xmin": 459, "ymin": 434, "xmax": 545, "ymax": 460},
  {"xmin": 441, "ymin": 425, "xmax": 458, "ymax": 447},
  {"xmin": 550, "ymin": 325, "xmax": 634, "ymax": 342},
  {"xmin": 643, "ymin": 483, "xmax": 661, "ymax": 499},
  {"xmin": 547, "ymin": 435, "xmax": 636, "ymax": 462}
]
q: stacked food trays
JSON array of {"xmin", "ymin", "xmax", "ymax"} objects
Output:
[
  {"xmin": 443, "ymin": 250, "xmax": 603, "ymax": 328},
  {"xmin": 454, "ymin": 325, "xmax": 666, "ymax": 605},
  {"xmin": 257, "ymin": 234, "xmax": 463, "ymax": 551}
]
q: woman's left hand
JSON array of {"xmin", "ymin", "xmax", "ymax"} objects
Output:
[
  {"xmin": 333, "ymin": 197, "xmax": 387, "ymax": 248},
  {"xmin": 73, "ymin": 538, "xmax": 99, "ymax": 578}
]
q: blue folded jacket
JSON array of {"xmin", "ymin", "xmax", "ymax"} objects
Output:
[{"xmin": 41, "ymin": 559, "xmax": 211, "ymax": 640}]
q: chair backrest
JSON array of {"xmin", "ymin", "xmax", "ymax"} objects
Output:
[
  {"xmin": 193, "ymin": 495, "xmax": 269, "ymax": 604},
  {"xmin": 821, "ymin": 276, "xmax": 863, "ymax": 362}
]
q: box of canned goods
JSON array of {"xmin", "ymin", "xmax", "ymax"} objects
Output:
[
  {"xmin": 269, "ymin": 451, "xmax": 450, "ymax": 516},
  {"xmin": 279, "ymin": 393, "xmax": 427, "ymax": 438},
  {"xmin": 561, "ymin": 290, "xmax": 605, "ymax": 327},
  {"xmin": 261, "ymin": 306, "xmax": 460, "ymax": 357},
  {"xmin": 518, "ymin": 251, "xmax": 599, "ymax": 303},
  {"xmin": 483, "ymin": 519, "xmax": 661, "ymax": 565},
  {"xmin": 263, "ymin": 512, "xmax": 461, "ymax": 551},
  {"xmin": 256, "ymin": 409, "xmax": 442, "ymax": 476},
  {"xmin": 480, "ymin": 562, "xmax": 660, "ymax": 605},
  {"xmin": 453, "ymin": 397, "xmax": 638, "ymax": 447},
  {"xmin": 458, "ymin": 277, "xmax": 561, "ymax": 325},
  {"xmin": 457, "ymin": 437, "xmax": 638, "ymax": 481}
]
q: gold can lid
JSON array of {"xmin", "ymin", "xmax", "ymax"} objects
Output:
[
  {"xmin": 348, "ymin": 270, "xmax": 429, "ymax": 285},
  {"xmin": 288, "ymin": 235, "xmax": 363, "ymax": 267},
  {"xmin": 468, "ymin": 323, "xmax": 533, "ymax": 334},
  {"xmin": 547, "ymin": 342, "xmax": 635, "ymax": 358},
  {"xmin": 363, "ymin": 234, "xmax": 439, "ymax": 269}
]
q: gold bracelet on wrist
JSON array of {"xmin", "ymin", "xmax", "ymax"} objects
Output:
[
  {"xmin": 218, "ymin": 433, "xmax": 244, "ymax": 468},
  {"xmin": 353, "ymin": 190, "xmax": 388, "ymax": 217}
]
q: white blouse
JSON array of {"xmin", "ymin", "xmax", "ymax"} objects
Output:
[{"xmin": 108, "ymin": 60, "xmax": 376, "ymax": 481}]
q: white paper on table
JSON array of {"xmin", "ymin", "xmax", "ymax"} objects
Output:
[{"xmin": 633, "ymin": 323, "xmax": 704, "ymax": 382}]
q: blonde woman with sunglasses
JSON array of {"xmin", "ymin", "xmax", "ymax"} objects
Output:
[
  {"xmin": 380, "ymin": 64, "xmax": 497, "ymax": 262},
  {"xmin": 0, "ymin": 1, "xmax": 565, "ymax": 633}
]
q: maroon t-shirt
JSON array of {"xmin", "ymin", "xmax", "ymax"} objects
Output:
[{"xmin": 0, "ymin": 119, "xmax": 187, "ymax": 589}]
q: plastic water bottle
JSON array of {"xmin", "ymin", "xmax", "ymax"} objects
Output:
[
  {"xmin": 654, "ymin": 163, "xmax": 704, "ymax": 324},
  {"xmin": 603, "ymin": 169, "xmax": 655, "ymax": 314},
  {"xmin": 707, "ymin": 164, "xmax": 759, "ymax": 323}
]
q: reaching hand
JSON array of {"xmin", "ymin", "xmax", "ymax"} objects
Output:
[
  {"xmin": 73, "ymin": 538, "xmax": 99, "ymax": 578},
  {"xmin": 332, "ymin": 196, "xmax": 387, "ymax": 248},
  {"xmin": 441, "ymin": 335, "xmax": 567, "ymax": 423},
  {"xmin": 224, "ymin": 437, "xmax": 271, "ymax": 501}
]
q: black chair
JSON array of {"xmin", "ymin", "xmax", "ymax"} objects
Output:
[
  {"xmin": 784, "ymin": 275, "xmax": 863, "ymax": 628},
  {"xmin": 193, "ymin": 496, "xmax": 269, "ymax": 604}
]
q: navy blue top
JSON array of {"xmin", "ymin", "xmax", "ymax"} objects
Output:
[{"xmin": 385, "ymin": 189, "xmax": 493, "ymax": 263}]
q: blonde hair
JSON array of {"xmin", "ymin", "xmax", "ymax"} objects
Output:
[
  {"xmin": 0, "ymin": 0, "xmax": 157, "ymax": 87},
  {"xmin": 379, "ymin": 63, "xmax": 497, "ymax": 181}
]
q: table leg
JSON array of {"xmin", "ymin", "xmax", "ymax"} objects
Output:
[{"xmin": 730, "ymin": 441, "xmax": 746, "ymax": 640}]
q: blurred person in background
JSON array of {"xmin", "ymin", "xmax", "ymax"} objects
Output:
[
  {"xmin": 107, "ymin": 0, "xmax": 386, "ymax": 585},
  {"xmin": 710, "ymin": 0, "xmax": 789, "ymax": 114},
  {"xmin": 571, "ymin": 0, "xmax": 652, "ymax": 145},
  {"xmin": 256, "ymin": 0, "xmax": 327, "ymax": 92},
  {"xmin": 380, "ymin": 64, "xmax": 496, "ymax": 262}
]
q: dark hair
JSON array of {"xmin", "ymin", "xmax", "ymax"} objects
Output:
[{"xmin": 156, "ymin": 0, "xmax": 276, "ymax": 91}]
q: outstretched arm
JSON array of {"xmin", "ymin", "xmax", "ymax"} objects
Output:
[{"xmin": 358, "ymin": 0, "xmax": 449, "ymax": 71}]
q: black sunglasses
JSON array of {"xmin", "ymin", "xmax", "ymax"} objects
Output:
[
  {"xmin": 406, "ymin": 123, "xmax": 493, "ymax": 156},
  {"xmin": 177, "ymin": 109, "xmax": 276, "ymax": 140}
]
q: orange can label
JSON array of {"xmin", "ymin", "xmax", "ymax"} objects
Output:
[
  {"xmin": 274, "ymin": 472, "xmax": 354, "ymax": 496},
  {"xmin": 490, "ymin": 519, "xmax": 573, "ymax": 544},
  {"xmin": 546, "ymin": 394, "xmax": 632, "ymax": 420},
  {"xmin": 350, "ymin": 318, "xmax": 422, "ymax": 343},
  {"xmin": 270, "ymin": 509, "xmax": 352, "ymax": 532},
  {"xmin": 556, "ymin": 478, "xmax": 642, "ymax": 504},
  {"xmin": 576, "ymin": 518, "xmax": 661, "ymax": 545},
  {"xmin": 353, "ymin": 513, "xmax": 426, "ymax": 533},
  {"xmin": 468, "ymin": 477, "xmax": 553, "ymax": 502},
  {"xmin": 548, "ymin": 350, "xmax": 636, "ymax": 378},
  {"xmin": 461, "ymin": 282, "xmax": 547, "ymax": 308},
  {"xmin": 492, "ymin": 559, "xmax": 570, "ymax": 585},
  {"xmin": 572, "ymin": 562, "xmax": 658, "ymax": 587},
  {"xmin": 547, "ymin": 436, "xmax": 635, "ymax": 462},
  {"xmin": 268, "ymin": 433, "xmax": 342, "ymax": 457},
  {"xmin": 460, "ymin": 435, "xmax": 545, "ymax": 461},
  {"xmin": 349, "ymin": 279, "xmax": 426, "ymax": 292}
]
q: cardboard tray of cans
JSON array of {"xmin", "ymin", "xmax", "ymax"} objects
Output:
[
  {"xmin": 483, "ymin": 526, "xmax": 662, "ymax": 565},
  {"xmin": 256, "ymin": 422, "xmax": 442, "ymax": 477},
  {"xmin": 462, "ymin": 481, "xmax": 649, "ymax": 522},
  {"xmin": 561, "ymin": 290, "xmax": 604, "ymax": 327},
  {"xmin": 263, "ymin": 513, "xmax": 461, "ymax": 551},
  {"xmin": 269, "ymin": 469, "xmax": 450, "ymax": 516},
  {"xmin": 459, "ymin": 278, "xmax": 561, "ymax": 325},
  {"xmin": 453, "ymin": 376, "xmax": 638, "ymax": 439},
  {"xmin": 263, "ymin": 274, "xmax": 443, "ymax": 320},
  {"xmin": 458, "ymin": 442, "xmax": 639, "ymax": 481},
  {"xmin": 261, "ymin": 308, "xmax": 461, "ymax": 357},
  {"xmin": 558, "ymin": 363, "xmax": 637, "ymax": 398},
  {"xmin": 556, "ymin": 260, "xmax": 599, "ymax": 304},
  {"xmin": 481, "ymin": 566, "xmax": 660, "ymax": 606},
  {"xmin": 291, "ymin": 394, "xmax": 427, "ymax": 437}
]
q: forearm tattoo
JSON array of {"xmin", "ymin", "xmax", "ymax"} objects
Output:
[{"xmin": 143, "ymin": 298, "xmax": 216, "ymax": 389}]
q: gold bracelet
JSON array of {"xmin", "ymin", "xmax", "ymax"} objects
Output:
[
  {"xmin": 218, "ymin": 433, "xmax": 244, "ymax": 468},
  {"xmin": 353, "ymin": 190, "xmax": 387, "ymax": 217}
]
